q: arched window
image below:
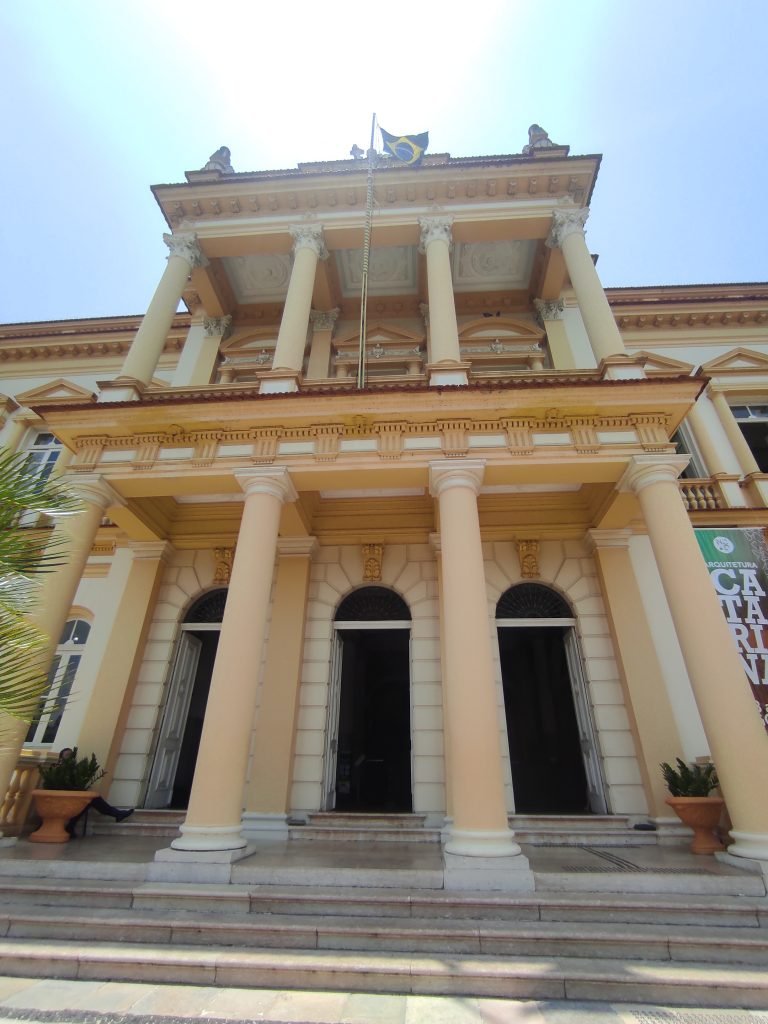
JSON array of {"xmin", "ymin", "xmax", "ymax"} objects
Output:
[
  {"xmin": 26, "ymin": 616, "xmax": 91, "ymax": 746},
  {"xmin": 185, "ymin": 589, "xmax": 228, "ymax": 623},
  {"xmin": 335, "ymin": 586, "xmax": 411, "ymax": 622},
  {"xmin": 496, "ymin": 582, "xmax": 572, "ymax": 619}
]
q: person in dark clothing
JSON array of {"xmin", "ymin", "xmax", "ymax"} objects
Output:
[{"xmin": 58, "ymin": 748, "xmax": 134, "ymax": 837}]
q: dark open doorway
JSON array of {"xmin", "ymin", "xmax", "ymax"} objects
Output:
[
  {"xmin": 498, "ymin": 625, "xmax": 589, "ymax": 813},
  {"xmin": 334, "ymin": 628, "xmax": 412, "ymax": 812},
  {"xmin": 169, "ymin": 629, "xmax": 219, "ymax": 808}
]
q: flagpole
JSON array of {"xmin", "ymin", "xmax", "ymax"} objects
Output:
[{"xmin": 357, "ymin": 112, "xmax": 377, "ymax": 390}]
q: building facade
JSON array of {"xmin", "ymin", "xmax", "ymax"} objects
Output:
[{"xmin": 2, "ymin": 128, "xmax": 768, "ymax": 887}]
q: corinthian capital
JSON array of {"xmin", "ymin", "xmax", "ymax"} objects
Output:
[
  {"xmin": 290, "ymin": 224, "xmax": 328, "ymax": 260},
  {"xmin": 310, "ymin": 308, "xmax": 340, "ymax": 331},
  {"xmin": 419, "ymin": 216, "xmax": 453, "ymax": 253},
  {"xmin": 163, "ymin": 232, "xmax": 208, "ymax": 268},
  {"xmin": 533, "ymin": 298, "xmax": 565, "ymax": 324},
  {"xmin": 545, "ymin": 207, "xmax": 589, "ymax": 249},
  {"xmin": 203, "ymin": 315, "xmax": 233, "ymax": 338}
]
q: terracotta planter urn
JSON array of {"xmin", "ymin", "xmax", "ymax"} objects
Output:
[
  {"xmin": 666, "ymin": 795, "xmax": 725, "ymax": 854},
  {"xmin": 29, "ymin": 790, "xmax": 97, "ymax": 844}
]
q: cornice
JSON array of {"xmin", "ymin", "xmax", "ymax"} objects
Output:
[
  {"xmin": 615, "ymin": 308, "xmax": 768, "ymax": 331},
  {"xmin": 153, "ymin": 155, "xmax": 600, "ymax": 230}
]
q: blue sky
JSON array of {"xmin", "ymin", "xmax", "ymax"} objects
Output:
[{"xmin": 1, "ymin": 0, "xmax": 766, "ymax": 324}]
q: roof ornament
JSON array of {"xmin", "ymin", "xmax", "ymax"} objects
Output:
[
  {"xmin": 201, "ymin": 146, "xmax": 234, "ymax": 174},
  {"xmin": 350, "ymin": 144, "xmax": 365, "ymax": 160},
  {"xmin": 522, "ymin": 124, "xmax": 559, "ymax": 155}
]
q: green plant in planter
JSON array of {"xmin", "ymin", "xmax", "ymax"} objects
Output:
[
  {"xmin": 660, "ymin": 758, "xmax": 719, "ymax": 797},
  {"xmin": 38, "ymin": 748, "xmax": 105, "ymax": 791}
]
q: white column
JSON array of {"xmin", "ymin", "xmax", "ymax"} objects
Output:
[
  {"xmin": 102, "ymin": 234, "xmax": 207, "ymax": 401},
  {"xmin": 419, "ymin": 217, "xmax": 467, "ymax": 386},
  {"xmin": 0, "ymin": 475, "xmax": 122, "ymax": 798},
  {"xmin": 261, "ymin": 225, "xmax": 328, "ymax": 394},
  {"xmin": 172, "ymin": 316, "xmax": 232, "ymax": 387},
  {"xmin": 306, "ymin": 308, "xmax": 339, "ymax": 380},
  {"xmin": 429, "ymin": 461, "xmax": 520, "ymax": 857},
  {"xmin": 546, "ymin": 209, "xmax": 627, "ymax": 366},
  {"xmin": 620, "ymin": 455, "xmax": 768, "ymax": 861},
  {"xmin": 171, "ymin": 468, "xmax": 297, "ymax": 852}
]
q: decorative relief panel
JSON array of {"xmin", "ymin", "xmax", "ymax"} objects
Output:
[
  {"xmin": 336, "ymin": 246, "xmax": 417, "ymax": 298},
  {"xmin": 362, "ymin": 543, "xmax": 384, "ymax": 582},
  {"xmin": 223, "ymin": 254, "xmax": 292, "ymax": 303},
  {"xmin": 516, "ymin": 539, "xmax": 540, "ymax": 579},
  {"xmin": 452, "ymin": 240, "xmax": 536, "ymax": 293},
  {"xmin": 213, "ymin": 546, "xmax": 234, "ymax": 584}
]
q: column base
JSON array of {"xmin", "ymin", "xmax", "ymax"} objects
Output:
[
  {"xmin": 426, "ymin": 361, "xmax": 470, "ymax": 387},
  {"xmin": 726, "ymin": 829, "xmax": 768, "ymax": 862},
  {"xmin": 444, "ymin": 826, "xmax": 522, "ymax": 857},
  {"xmin": 443, "ymin": 851, "xmax": 534, "ymax": 892},
  {"xmin": 259, "ymin": 371, "xmax": 300, "ymax": 394},
  {"xmin": 599, "ymin": 355, "xmax": 647, "ymax": 380},
  {"xmin": 170, "ymin": 823, "xmax": 248, "ymax": 852},
  {"xmin": 97, "ymin": 377, "xmax": 145, "ymax": 402},
  {"xmin": 241, "ymin": 812, "xmax": 290, "ymax": 842}
]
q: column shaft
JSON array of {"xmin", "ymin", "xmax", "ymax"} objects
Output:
[
  {"xmin": 75, "ymin": 543, "xmax": 170, "ymax": 777},
  {"xmin": 590, "ymin": 531, "xmax": 685, "ymax": 817},
  {"xmin": 710, "ymin": 390, "xmax": 760, "ymax": 477},
  {"xmin": 173, "ymin": 469, "xmax": 295, "ymax": 851},
  {"xmin": 0, "ymin": 476, "xmax": 118, "ymax": 794},
  {"xmin": 431, "ymin": 462, "xmax": 518, "ymax": 856},
  {"xmin": 244, "ymin": 540, "xmax": 315, "ymax": 821},
  {"xmin": 624, "ymin": 457, "xmax": 768, "ymax": 856},
  {"xmin": 420, "ymin": 218, "xmax": 466, "ymax": 385},
  {"xmin": 547, "ymin": 210, "xmax": 625, "ymax": 362}
]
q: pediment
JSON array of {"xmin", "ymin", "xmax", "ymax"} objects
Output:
[
  {"xmin": 334, "ymin": 323, "xmax": 424, "ymax": 347},
  {"xmin": 459, "ymin": 317, "xmax": 543, "ymax": 343},
  {"xmin": 701, "ymin": 348, "xmax": 768, "ymax": 374},
  {"xmin": 16, "ymin": 379, "xmax": 96, "ymax": 406},
  {"xmin": 220, "ymin": 328, "xmax": 278, "ymax": 356},
  {"xmin": 634, "ymin": 351, "xmax": 695, "ymax": 376}
]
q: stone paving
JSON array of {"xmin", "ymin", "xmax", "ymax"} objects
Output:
[{"xmin": 0, "ymin": 977, "xmax": 768, "ymax": 1024}]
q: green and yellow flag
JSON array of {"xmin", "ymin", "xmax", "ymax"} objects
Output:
[{"xmin": 380, "ymin": 128, "xmax": 429, "ymax": 166}]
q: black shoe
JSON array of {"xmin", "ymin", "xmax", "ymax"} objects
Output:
[{"xmin": 114, "ymin": 808, "xmax": 134, "ymax": 823}]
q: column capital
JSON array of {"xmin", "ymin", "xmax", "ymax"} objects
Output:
[
  {"xmin": 163, "ymin": 232, "xmax": 208, "ymax": 269},
  {"xmin": 429, "ymin": 459, "xmax": 485, "ymax": 497},
  {"xmin": 586, "ymin": 528, "xmax": 633, "ymax": 553},
  {"xmin": 419, "ymin": 215, "xmax": 454, "ymax": 253},
  {"xmin": 533, "ymin": 298, "xmax": 565, "ymax": 324},
  {"xmin": 617, "ymin": 454, "xmax": 691, "ymax": 495},
  {"xmin": 546, "ymin": 207, "xmax": 589, "ymax": 249},
  {"xmin": 203, "ymin": 315, "xmax": 232, "ymax": 338},
  {"xmin": 289, "ymin": 223, "xmax": 328, "ymax": 260},
  {"xmin": 277, "ymin": 536, "xmax": 319, "ymax": 558},
  {"xmin": 235, "ymin": 466, "xmax": 298, "ymax": 504},
  {"xmin": 309, "ymin": 308, "xmax": 339, "ymax": 331},
  {"xmin": 67, "ymin": 474, "xmax": 124, "ymax": 512}
]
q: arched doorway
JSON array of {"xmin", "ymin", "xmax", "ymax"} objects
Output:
[
  {"xmin": 145, "ymin": 589, "xmax": 227, "ymax": 809},
  {"xmin": 496, "ymin": 583, "xmax": 607, "ymax": 814},
  {"xmin": 324, "ymin": 587, "xmax": 412, "ymax": 812}
]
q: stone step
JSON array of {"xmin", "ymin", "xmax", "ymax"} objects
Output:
[
  {"xmin": 1, "ymin": 937, "xmax": 767, "ymax": 1007},
  {"xmin": 89, "ymin": 810, "xmax": 184, "ymax": 839},
  {"xmin": 0, "ymin": 878, "xmax": 765, "ymax": 929},
  {"xmin": 289, "ymin": 825, "xmax": 441, "ymax": 843},
  {"xmin": 3, "ymin": 905, "xmax": 768, "ymax": 965},
  {"xmin": 306, "ymin": 813, "xmax": 428, "ymax": 829}
]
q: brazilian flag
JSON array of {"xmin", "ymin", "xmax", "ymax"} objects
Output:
[{"xmin": 380, "ymin": 128, "xmax": 429, "ymax": 166}]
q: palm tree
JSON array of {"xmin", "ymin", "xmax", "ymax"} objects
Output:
[{"xmin": 0, "ymin": 446, "xmax": 80, "ymax": 745}]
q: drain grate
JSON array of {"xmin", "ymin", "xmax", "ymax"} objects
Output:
[
  {"xmin": 561, "ymin": 865, "xmax": 721, "ymax": 874},
  {"xmin": 631, "ymin": 1012, "xmax": 766, "ymax": 1024}
]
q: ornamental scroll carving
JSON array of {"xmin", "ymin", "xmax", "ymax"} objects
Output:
[
  {"xmin": 362, "ymin": 543, "xmax": 384, "ymax": 582},
  {"xmin": 213, "ymin": 547, "xmax": 234, "ymax": 584},
  {"xmin": 163, "ymin": 233, "xmax": 208, "ymax": 269},
  {"xmin": 290, "ymin": 224, "xmax": 328, "ymax": 260},
  {"xmin": 545, "ymin": 208, "xmax": 589, "ymax": 250},
  {"xmin": 534, "ymin": 298, "xmax": 565, "ymax": 324},
  {"xmin": 310, "ymin": 308, "xmax": 340, "ymax": 332},
  {"xmin": 418, "ymin": 216, "xmax": 453, "ymax": 253},
  {"xmin": 204, "ymin": 316, "xmax": 233, "ymax": 339},
  {"xmin": 517, "ymin": 539, "xmax": 540, "ymax": 579}
]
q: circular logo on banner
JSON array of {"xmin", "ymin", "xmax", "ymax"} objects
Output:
[{"xmin": 713, "ymin": 536, "xmax": 735, "ymax": 553}]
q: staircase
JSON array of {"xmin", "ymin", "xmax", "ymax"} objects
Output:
[{"xmin": 0, "ymin": 869, "xmax": 766, "ymax": 1006}]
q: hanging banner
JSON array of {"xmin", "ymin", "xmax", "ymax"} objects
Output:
[{"xmin": 695, "ymin": 527, "xmax": 768, "ymax": 732}]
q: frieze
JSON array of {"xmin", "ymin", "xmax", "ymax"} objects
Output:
[{"xmin": 616, "ymin": 309, "xmax": 768, "ymax": 329}]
